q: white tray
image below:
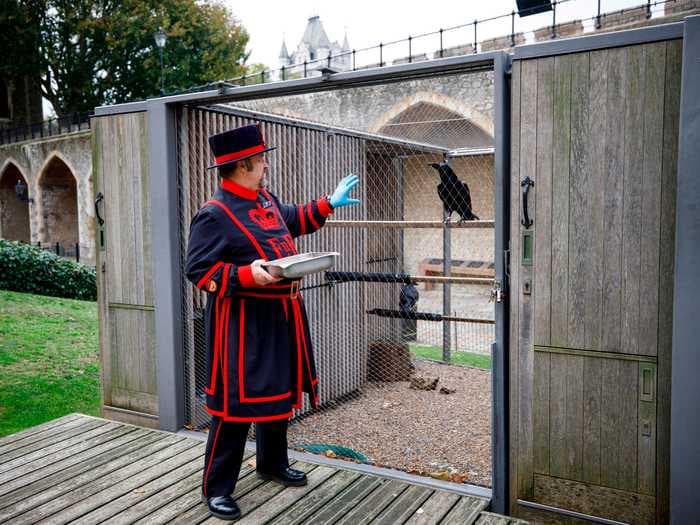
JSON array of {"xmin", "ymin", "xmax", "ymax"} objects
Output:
[{"xmin": 262, "ymin": 252, "xmax": 340, "ymax": 279}]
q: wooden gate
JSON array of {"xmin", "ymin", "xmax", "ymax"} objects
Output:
[{"xmin": 509, "ymin": 38, "xmax": 681, "ymax": 524}]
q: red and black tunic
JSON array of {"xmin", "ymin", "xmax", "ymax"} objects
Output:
[{"xmin": 185, "ymin": 178, "xmax": 334, "ymax": 422}]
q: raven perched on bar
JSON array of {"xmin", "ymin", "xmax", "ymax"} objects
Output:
[{"xmin": 430, "ymin": 161, "xmax": 479, "ymax": 223}]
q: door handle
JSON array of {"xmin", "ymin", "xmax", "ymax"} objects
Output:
[
  {"xmin": 521, "ymin": 176, "xmax": 534, "ymax": 229},
  {"xmin": 95, "ymin": 192, "xmax": 105, "ymax": 226}
]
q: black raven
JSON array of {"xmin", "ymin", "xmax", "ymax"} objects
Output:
[{"xmin": 430, "ymin": 161, "xmax": 479, "ymax": 222}]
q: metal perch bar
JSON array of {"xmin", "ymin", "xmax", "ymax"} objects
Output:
[
  {"xmin": 325, "ymin": 271, "xmax": 492, "ymax": 286},
  {"xmin": 326, "ymin": 219, "xmax": 494, "ymax": 229},
  {"xmin": 367, "ymin": 308, "xmax": 495, "ymax": 324}
]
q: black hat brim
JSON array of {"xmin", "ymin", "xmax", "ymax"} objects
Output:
[{"xmin": 207, "ymin": 146, "xmax": 276, "ymax": 170}]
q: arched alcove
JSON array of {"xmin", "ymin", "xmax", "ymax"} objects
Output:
[
  {"xmin": 378, "ymin": 101, "xmax": 493, "ymax": 149},
  {"xmin": 38, "ymin": 155, "xmax": 79, "ymax": 248},
  {"xmin": 0, "ymin": 162, "xmax": 31, "ymax": 242}
]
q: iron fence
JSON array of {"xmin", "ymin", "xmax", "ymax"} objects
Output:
[
  {"xmin": 176, "ymin": 67, "xmax": 497, "ymax": 487},
  {"xmin": 35, "ymin": 241, "xmax": 88, "ymax": 264},
  {"xmin": 0, "ymin": 112, "xmax": 91, "ymax": 146}
]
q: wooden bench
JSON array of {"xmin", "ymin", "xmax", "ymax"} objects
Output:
[{"xmin": 418, "ymin": 257, "xmax": 495, "ymax": 290}]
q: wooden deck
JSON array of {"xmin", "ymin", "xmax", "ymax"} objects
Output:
[{"xmin": 0, "ymin": 414, "xmax": 526, "ymax": 524}]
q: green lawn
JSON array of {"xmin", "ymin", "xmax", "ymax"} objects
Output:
[
  {"xmin": 0, "ymin": 290, "xmax": 101, "ymax": 437},
  {"xmin": 410, "ymin": 343, "xmax": 491, "ymax": 369}
]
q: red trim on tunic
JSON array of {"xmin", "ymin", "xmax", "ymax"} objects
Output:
[
  {"xmin": 217, "ymin": 263, "xmax": 230, "ymax": 298},
  {"xmin": 206, "ymin": 200, "xmax": 267, "ymax": 260},
  {"xmin": 237, "ymin": 299, "xmax": 291, "ymax": 404},
  {"xmin": 238, "ymin": 264, "xmax": 256, "ymax": 287},
  {"xmin": 202, "ymin": 418, "xmax": 223, "ymax": 497},
  {"xmin": 215, "ymin": 144, "xmax": 266, "ymax": 166},
  {"xmin": 220, "ymin": 177, "xmax": 260, "ymax": 200},
  {"xmin": 205, "ymin": 407, "xmax": 293, "ymax": 422},
  {"xmin": 196, "ymin": 261, "xmax": 224, "ymax": 290},
  {"xmin": 223, "ymin": 298, "xmax": 231, "ymax": 417},
  {"xmin": 306, "ymin": 202, "xmax": 321, "ymax": 231},
  {"xmin": 293, "ymin": 298, "xmax": 318, "ymax": 398},
  {"xmin": 317, "ymin": 196, "xmax": 334, "ymax": 217}
]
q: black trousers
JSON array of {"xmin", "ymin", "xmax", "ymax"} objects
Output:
[{"xmin": 202, "ymin": 416, "xmax": 289, "ymax": 498}]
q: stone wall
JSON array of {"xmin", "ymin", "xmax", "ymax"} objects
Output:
[{"xmin": 0, "ymin": 130, "xmax": 95, "ymax": 265}]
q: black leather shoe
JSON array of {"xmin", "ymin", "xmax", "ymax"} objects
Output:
[
  {"xmin": 257, "ymin": 466, "xmax": 308, "ymax": 487},
  {"xmin": 203, "ymin": 495, "xmax": 241, "ymax": 520}
]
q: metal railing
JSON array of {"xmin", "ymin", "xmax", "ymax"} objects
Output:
[
  {"xmin": 35, "ymin": 241, "xmax": 87, "ymax": 263},
  {"xmin": 0, "ymin": 112, "xmax": 91, "ymax": 146}
]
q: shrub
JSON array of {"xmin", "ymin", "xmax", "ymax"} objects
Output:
[{"xmin": 0, "ymin": 240, "xmax": 96, "ymax": 301}]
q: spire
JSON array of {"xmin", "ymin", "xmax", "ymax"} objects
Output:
[
  {"xmin": 301, "ymin": 15, "xmax": 331, "ymax": 51},
  {"xmin": 279, "ymin": 38, "xmax": 289, "ymax": 59},
  {"xmin": 342, "ymin": 30, "xmax": 350, "ymax": 51}
]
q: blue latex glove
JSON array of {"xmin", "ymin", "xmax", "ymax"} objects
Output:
[{"xmin": 329, "ymin": 174, "xmax": 361, "ymax": 209}]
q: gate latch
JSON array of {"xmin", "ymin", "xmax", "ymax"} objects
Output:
[{"xmin": 490, "ymin": 279, "xmax": 505, "ymax": 303}]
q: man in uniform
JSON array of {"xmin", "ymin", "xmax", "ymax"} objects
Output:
[{"xmin": 185, "ymin": 123, "xmax": 360, "ymax": 520}]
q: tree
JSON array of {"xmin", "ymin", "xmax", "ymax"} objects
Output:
[{"xmin": 2, "ymin": 0, "xmax": 254, "ymax": 116}]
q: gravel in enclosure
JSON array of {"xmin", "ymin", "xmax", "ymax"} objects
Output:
[{"xmin": 288, "ymin": 359, "xmax": 492, "ymax": 487}]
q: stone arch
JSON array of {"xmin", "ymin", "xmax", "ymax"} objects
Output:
[
  {"xmin": 37, "ymin": 152, "xmax": 79, "ymax": 250},
  {"xmin": 369, "ymin": 92, "xmax": 493, "ymax": 149},
  {"xmin": 0, "ymin": 159, "xmax": 31, "ymax": 242}
]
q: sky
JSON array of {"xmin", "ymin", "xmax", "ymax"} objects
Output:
[{"xmin": 226, "ymin": 0, "xmax": 663, "ymax": 70}]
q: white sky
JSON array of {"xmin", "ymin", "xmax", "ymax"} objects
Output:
[{"xmin": 227, "ymin": 0, "xmax": 662, "ymax": 68}]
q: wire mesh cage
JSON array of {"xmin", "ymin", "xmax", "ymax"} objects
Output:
[{"xmin": 177, "ymin": 69, "xmax": 496, "ymax": 487}]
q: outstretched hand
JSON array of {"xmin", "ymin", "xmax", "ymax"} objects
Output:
[{"xmin": 329, "ymin": 174, "xmax": 361, "ymax": 209}]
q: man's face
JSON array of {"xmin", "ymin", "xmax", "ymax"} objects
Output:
[{"xmin": 250, "ymin": 153, "xmax": 269, "ymax": 188}]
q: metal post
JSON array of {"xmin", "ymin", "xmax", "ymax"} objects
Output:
[
  {"xmin": 511, "ymin": 11, "xmax": 516, "ymax": 47},
  {"xmin": 55, "ymin": 242, "xmax": 60, "ymax": 255},
  {"xmin": 304, "ymin": 60, "xmax": 308, "ymax": 77},
  {"xmin": 159, "ymin": 46, "xmax": 164, "ymax": 96},
  {"xmin": 671, "ymin": 15, "xmax": 700, "ymax": 525},
  {"xmin": 352, "ymin": 50, "xmax": 356, "ymax": 71},
  {"xmin": 408, "ymin": 36, "xmax": 412, "ymax": 63},
  {"xmin": 75, "ymin": 243, "xmax": 80, "ymax": 263},
  {"xmin": 439, "ymin": 29, "xmax": 444, "ymax": 57},
  {"xmin": 327, "ymin": 50, "xmax": 332, "ymax": 68},
  {"xmin": 552, "ymin": 1, "xmax": 557, "ymax": 39},
  {"xmin": 596, "ymin": 0, "xmax": 602, "ymax": 29},
  {"xmin": 491, "ymin": 51, "xmax": 511, "ymax": 515},
  {"xmin": 148, "ymin": 98, "xmax": 185, "ymax": 432},
  {"xmin": 260, "ymin": 70, "xmax": 265, "ymax": 84},
  {"xmin": 379, "ymin": 42, "xmax": 383, "ymax": 66},
  {"xmin": 281, "ymin": 65, "xmax": 286, "ymax": 81},
  {"xmin": 473, "ymin": 20, "xmax": 478, "ymax": 53},
  {"xmin": 442, "ymin": 196, "xmax": 452, "ymax": 363},
  {"xmin": 646, "ymin": 0, "xmax": 652, "ymax": 19}
]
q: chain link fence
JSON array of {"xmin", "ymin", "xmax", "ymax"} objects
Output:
[{"xmin": 177, "ymin": 69, "xmax": 496, "ymax": 487}]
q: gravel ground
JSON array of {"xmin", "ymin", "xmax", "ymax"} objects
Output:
[{"xmin": 287, "ymin": 359, "xmax": 492, "ymax": 487}]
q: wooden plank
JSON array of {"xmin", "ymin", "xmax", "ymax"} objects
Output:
[
  {"xmin": 618, "ymin": 360, "xmax": 639, "ymax": 492},
  {"xmin": 403, "ymin": 490, "xmax": 462, "ymax": 525},
  {"xmin": 548, "ymin": 353, "xmax": 567, "ymax": 479},
  {"xmin": 657, "ymin": 38, "xmax": 682, "ymax": 525},
  {"xmin": 235, "ymin": 465, "xmax": 337, "ymax": 524},
  {"xmin": 301, "ymin": 473, "xmax": 382, "ymax": 523},
  {"xmin": 0, "ymin": 434, "xmax": 186, "ymax": 523},
  {"xmin": 0, "ymin": 419, "xmax": 109, "ymax": 473},
  {"xmin": 600, "ymin": 359, "xmax": 621, "ymax": 488},
  {"xmin": 266, "ymin": 469, "xmax": 360, "ymax": 525},
  {"xmin": 534, "ymin": 56, "xmax": 554, "ymax": 348},
  {"xmin": 564, "ymin": 354, "xmax": 584, "ymax": 481},
  {"xmin": 534, "ymin": 345, "xmax": 656, "ymax": 363},
  {"xmin": 567, "ymin": 51, "xmax": 590, "ymax": 350},
  {"xmin": 70, "ymin": 455, "xmax": 205, "ymax": 525},
  {"xmin": 517, "ymin": 57, "xmax": 538, "ymax": 500},
  {"xmin": 550, "ymin": 54, "xmax": 572, "ymax": 348},
  {"xmin": 0, "ymin": 414, "xmax": 81, "ymax": 450},
  {"xmin": 585, "ymin": 49, "xmax": 608, "ymax": 351},
  {"xmin": 333, "ymin": 478, "xmax": 409, "ymax": 525},
  {"xmin": 0, "ymin": 415, "xmax": 90, "ymax": 457},
  {"xmin": 199, "ymin": 462, "xmax": 318, "ymax": 524},
  {"xmin": 0, "ymin": 424, "xmax": 138, "ymax": 493},
  {"xmin": 638, "ymin": 41, "xmax": 666, "ymax": 358},
  {"xmin": 533, "ymin": 473, "xmax": 655, "ymax": 525},
  {"xmin": 370, "ymin": 484, "xmax": 433, "ymax": 524},
  {"xmin": 439, "ymin": 495, "xmax": 489, "ymax": 525},
  {"xmin": 621, "ymin": 44, "xmax": 646, "ymax": 356},
  {"xmin": 532, "ymin": 351, "xmax": 550, "ymax": 474},
  {"xmin": 582, "ymin": 356, "xmax": 602, "ymax": 485},
  {"xmin": 475, "ymin": 511, "xmax": 511, "ymax": 524},
  {"xmin": 509, "ymin": 58, "xmax": 521, "ymax": 512}
]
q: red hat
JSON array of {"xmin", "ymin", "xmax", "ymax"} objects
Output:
[{"xmin": 207, "ymin": 123, "xmax": 276, "ymax": 169}]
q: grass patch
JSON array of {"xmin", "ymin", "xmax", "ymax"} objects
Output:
[
  {"xmin": 0, "ymin": 290, "xmax": 100, "ymax": 437},
  {"xmin": 409, "ymin": 343, "xmax": 491, "ymax": 369}
]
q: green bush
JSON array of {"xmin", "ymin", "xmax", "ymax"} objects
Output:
[{"xmin": 0, "ymin": 240, "xmax": 96, "ymax": 301}]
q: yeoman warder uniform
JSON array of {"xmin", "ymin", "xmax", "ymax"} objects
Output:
[{"xmin": 184, "ymin": 123, "xmax": 359, "ymax": 520}]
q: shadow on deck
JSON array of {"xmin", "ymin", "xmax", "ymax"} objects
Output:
[{"xmin": 0, "ymin": 414, "xmax": 526, "ymax": 524}]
